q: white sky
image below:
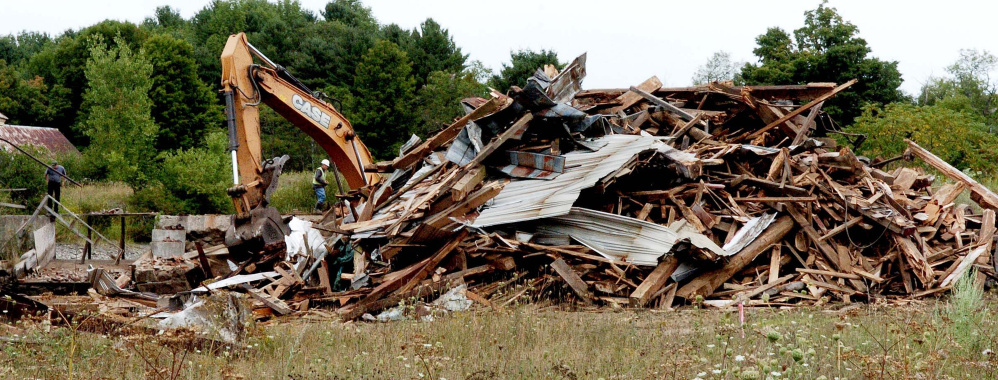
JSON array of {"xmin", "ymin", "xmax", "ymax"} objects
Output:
[{"xmin": 2, "ymin": 0, "xmax": 996, "ymax": 96}]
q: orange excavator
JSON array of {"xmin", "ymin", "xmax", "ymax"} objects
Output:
[{"xmin": 220, "ymin": 32, "xmax": 379, "ymax": 253}]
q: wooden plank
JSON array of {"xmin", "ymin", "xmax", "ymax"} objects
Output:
[
  {"xmin": 610, "ymin": 76, "xmax": 662, "ymax": 113},
  {"xmin": 906, "ymin": 139, "xmax": 998, "ymax": 209},
  {"xmin": 791, "ymin": 101, "xmax": 824, "ymax": 145},
  {"xmin": 628, "ymin": 256, "xmax": 678, "ymax": 307},
  {"xmin": 636, "ymin": 202, "xmax": 655, "ymax": 221},
  {"xmin": 450, "ymin": 166, "xmax": 485, "ymax": 202},
  {"xmin": 676, "ymin": 216, "xmax": 794, "ymax": 299},
  {"xmin": 818, "ymin": 216, "xmax": 862, "ymax": 242},
  {"xmin": 468, "ymin": 114, "xmax": 533, "ymax": 167},
  {"xmin": 392, "ymin": 98, "xmax": 501, "ymax": 170},
  {"xmin": 245, "ymin": 287, "xmax": 293, "ymax": 316},
  {"xmin": 786, "ymin": 204, "xmax": 843, "ymax": 270},
  {"xmin": 768, "ymin": 245, "xmax": 781, "ymax": 284},
  {"xmin": 796, "ymin": 268, "xmax": 861, "ymax": 280},
  {"xmin": 550, "ymin": 258, "xmax": 594, "ymax": 305},
  {"xmin": 746, "ymin": 79, "xmax": 857, "ymax": 140},
  {"xmin": 398, "ymin": 231, "xmax": 467, "ymax": 294},
  {"xmin": 894, "ymin": 235, "xmax": 934, "ymax": 286},
  {"xmin": 940, "ymin": 244, "xmax": 989, "ymax": 288},
  {"xmin": 732, "ymin": 196, "xmax": 818, "ymax": 203}
]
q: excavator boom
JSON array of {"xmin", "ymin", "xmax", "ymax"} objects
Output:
[{"xmin": 220, "ymin": 32, "xmax": 378, "ymax": 253}]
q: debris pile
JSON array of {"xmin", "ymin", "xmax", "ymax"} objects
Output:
[{"xmin": 5, "ymin": 54, "xmax": 998, "ymax": 336}]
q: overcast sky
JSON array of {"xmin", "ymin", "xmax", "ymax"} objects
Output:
[{"xmin": 3, "ymin": 0, "xmax": 996, "ymax": 95}]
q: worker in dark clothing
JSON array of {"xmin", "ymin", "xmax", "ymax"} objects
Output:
[
  {"xmin": 44, "ymin": 160, "xmax": 66, "ymax": 213},
  {"xmin": 313, "ymin": 159, "xmax": 330, "ymax": 212}
]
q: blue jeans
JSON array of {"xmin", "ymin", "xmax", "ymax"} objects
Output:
[{"xmin": 314, "ymin": 187, "xmax": 326, "ymax": 204}]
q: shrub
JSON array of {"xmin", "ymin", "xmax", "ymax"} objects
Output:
[
  {"xmin": 0, "ymin": 146, "xmax": 49, "ymax": 212},
  {"xmin": 847, "ymin": 103, "xmax": 998, "ymax": 174},
  {"xmin": 148, "ymin": 130, "xmax": 233, "ymax": 214}
]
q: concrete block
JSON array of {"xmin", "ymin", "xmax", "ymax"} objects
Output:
[
  {"xmin": 151, "ymin": 241, "xmax": 185, "ymax": 258},
  {"xmin": 33, "ymin": 221, "xmax": 56, "ymax": 268},
  {"xmin": 151, "ymin": 229, "xmax": 185, "ymax": 242}
]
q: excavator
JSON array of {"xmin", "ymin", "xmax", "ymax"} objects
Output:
[{"xmin": 220, "ymin": 32, "xmax": 379, "ymax": 254}]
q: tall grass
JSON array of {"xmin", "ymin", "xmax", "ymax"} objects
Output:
[
  {"xmin": 949, "ymin": 268, "xmax": 988, "ymax": 352},
  {"xmin": 269, "ymin": 171, "xmax": 343, "ymax": 214}
]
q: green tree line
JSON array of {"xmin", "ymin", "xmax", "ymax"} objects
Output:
[
  {"xmin": 0, "ymin": 0, "xmax": 561, "ymax": 214},
  {"xmin": 693, "ymin": 1, "xmax": 997, "ymax": 176}
]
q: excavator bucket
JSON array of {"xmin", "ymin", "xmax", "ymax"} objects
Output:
[{"xmin": 224, "ymin": 156, "xmax": 292, "ymax": 258}]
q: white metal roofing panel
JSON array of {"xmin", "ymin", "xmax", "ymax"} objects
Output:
[{"xmin": 472, "ymin": 134, "xmax": 664, "ymax": 227}]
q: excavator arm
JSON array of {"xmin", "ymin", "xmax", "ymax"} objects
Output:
[{"xmin": 220, "ymin": 32, "xmax": 379, "ymax": 253}]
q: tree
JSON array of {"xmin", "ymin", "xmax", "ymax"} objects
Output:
[
  {"xmin": 350, "ymin": 40, "xmax": 416, "ymax": 159},
  {"xmin": 78, "ymin": 37, "xmax": 158, "ymax": 187},
  {"xmin": 158, "ymin": 130, "xmax": 234, "ymax": 213},
  {"xmin": 919, "ymin": 49, "xmax": 997, "ymax": 128},
  {"xmin": 25, "ymin": 21, "xmax": 147, "ymax": 145},
  {"xmin": 406, "ymin": 19, "xmax": 467, "ymax": 88},
  {"xmin": 0, "ymin": 59, "xmax": 56, "ymax": 125},
  {"xmin": 142, "ymin": 6, "xmax": 186, "ymax": 31},
  {"xmin": 848, "ymin": 103, "xmax": 998, "ymax": 174},
  {"xmin": 322, "ymin": 0, "xmax": 377, "ymax": 29},
  {"xmin": 489, "ymin": 49, "xmax": 563, "ymax": 91},
  {"xmin": 740, "ymin": 1, "xmax": 903, "ymax": 125},
  {"xmin": 142, "ymin": 34, "xmax": 222, "ymax": 151},
  {"xmin": 413, "ymin": 65, "xmax": 488, "ymax": 137},
  {"xmin": 692, "ymin": 51, "xmax": 739, "ymax": 85}
]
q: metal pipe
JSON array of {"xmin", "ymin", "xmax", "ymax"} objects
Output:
[
  {"xmin": 351, "ymin": 139, "xmax": 369, "ymax": 185},
  {"xmin": 223, "ymin": 90, "xmax": 240, "ymax": 184},
  {"xmin": 0, "ymin": 137, "xmax": 82, "ymax": 187}
]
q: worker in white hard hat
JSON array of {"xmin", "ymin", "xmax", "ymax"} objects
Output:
[{"xmin": 312, "ymin": 159, "xmax": 331, "ymax": 212}]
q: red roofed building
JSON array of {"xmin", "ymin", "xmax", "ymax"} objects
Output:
[{"xmin": 0, "ymin": 112, "xmax": 80, "ymax": 155}]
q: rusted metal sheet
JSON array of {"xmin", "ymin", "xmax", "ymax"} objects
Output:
[
  {"xmin": 0, "ymin": 125, "xmax": 80, "ymax": 155},
  {"xmin": 496, "ymin": 151, "xmax": 565, "ymax": 179}
]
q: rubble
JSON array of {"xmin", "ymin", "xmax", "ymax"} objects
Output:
[{"xmin": 4, "ymin": 54, "xmax": 998, "ymax": 343}]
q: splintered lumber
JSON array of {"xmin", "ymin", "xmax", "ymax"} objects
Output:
[
  {"xmin": 392, "ymin": 98, "xmax": 501, "ymax": 170},
  {"xmin": 245, "ymin": 287, "xmax": 293, "ymax": 316},
  {"xmin": 676, "ymin": 216, "xmax": 794, "ymax": 299},
  {"xmin": 629, "ymin": 256, "xmax": 679, "ymax": 306},
  {"xmin": 940, "ymin": 244, "xmax": 989, "ymax": 288},
  {"xmin": 550, "ymin": 258, "xmax": 594, "ymax": 305},
  {"xmin": 745, "ymin": 79, "xmax": 857, "ymax": 140},
  {"xmin": 398, "ymin": 231, "xmax": 467, "ymax": 293},
  {"xmin": 906, "ymin": 139, "xmax": 998, "ymax": 209},
  {"xmin": 894, "ymin": 236, "xmax": 934, "ymax": 286},
  {"xmin": 611, "ymin": 76, "xmax": 662, "ymax": 113}
]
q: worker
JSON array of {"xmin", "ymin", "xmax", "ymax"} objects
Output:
[
  {"xmin": 44, "ymin": 160, "xmax": 66, "ymax": 213},
  {"xmin": 313, "ymin": 159, "xmax": 330, "ymax": 211}
]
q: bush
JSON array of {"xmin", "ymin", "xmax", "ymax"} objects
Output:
[
  {"xmin": 0, "ymin": 146, "xmax": 49, "ymax": 212},
  {"xmin": 142, "ymin": 130, "xmax": 233, "ymax": 214},
  {"xmin": 847, "ymin": 103, "xmax": 998, "ymax": 174}
]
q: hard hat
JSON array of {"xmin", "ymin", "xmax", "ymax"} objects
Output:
[{"xmin": 321, "ymin": 159, "xmax": 330, "ymax": 166}]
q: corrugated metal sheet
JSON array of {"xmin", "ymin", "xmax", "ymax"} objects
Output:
[
  {"xmin": 472, "ymin": 134, "xmax": 665, "ymax": 227},
  {"xmin": 532, "ymin": 207, "xmax": 723, "ymax": 267},
  {"xmin": 0, "ymin": 125, "xmax": 80, "ymax": 155},
  {"xmin": 496, "ymin": 151, "xmax": 565, "ymax": 179}
]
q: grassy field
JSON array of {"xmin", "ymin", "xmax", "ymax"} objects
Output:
[{"xmin": 1, "ymin": 279, "xmax": 995, "ymax": 379}]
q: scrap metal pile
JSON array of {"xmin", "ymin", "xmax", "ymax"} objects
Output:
[{"xmin": 7, "ymin": 55, "xmax": 998, "ymax": 334}]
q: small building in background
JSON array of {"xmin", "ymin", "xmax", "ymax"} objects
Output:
[{"xmin": 0, "ymin": 111, "xmax": 80, "ymax": 155}]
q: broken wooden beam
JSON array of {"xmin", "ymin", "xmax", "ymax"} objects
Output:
[
  {"xmin": 550, "ymin": 258, "xmax": 594, "ymax": 305},
  {"xmin": 676, "ymin": 216, "xmax": 794, "ymax": 299},
  {"xmin": 906, "ymin": 139, "xmax": 998, "ymax": 210},
  {"xmin": 628, "ymin": 256, "xmax": 678, "ymax": 307}
]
